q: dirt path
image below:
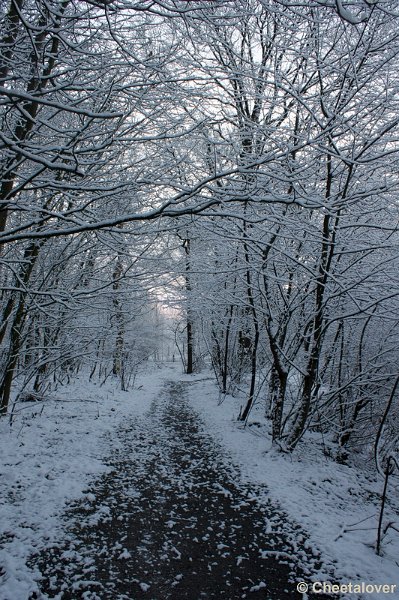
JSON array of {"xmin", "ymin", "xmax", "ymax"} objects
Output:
[{"xmin": 30, "ymin": 381, "xmax": 333, "ymax": 600}]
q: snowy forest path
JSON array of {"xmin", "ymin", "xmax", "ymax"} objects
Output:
[{"xmin": 30, "ymin": 379, "xmax": 333, "ymax": 600}]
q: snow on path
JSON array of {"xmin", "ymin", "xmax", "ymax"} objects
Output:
[
  {"xmin": 182, "ymin": 371, "xmax": 399, "ymax": 600},
  {"xmin": 2, "ymin": 364, "xmax": 397, "ymax": 600},
  {"xmin": 27, "ymin": 379, "xmax": 332, "ymax": 599},
  {"xmin": 0, "ymin": 367, "xmax": 167, "ymax": 600}
]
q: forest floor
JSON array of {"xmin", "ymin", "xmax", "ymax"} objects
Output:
[{"xmin": 0, "ymin": 364, "xmax": 398, "ymax": 599}]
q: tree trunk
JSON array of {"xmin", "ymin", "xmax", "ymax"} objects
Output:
[{"xmin": 183, "ymin": 237, "xmax": 194, "ymax": 374}]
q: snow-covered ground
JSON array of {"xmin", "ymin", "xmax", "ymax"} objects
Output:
[
  {"xmin": 181, "ymin": 370, "xmax": 399, "ymax": 600},
  {"xmin": 0, "ymin": 365, "xmax": 168, "ymax": 600},
  {"xmin": 1, "ymin": 363, "xmax": 398, "ymax": 600}
]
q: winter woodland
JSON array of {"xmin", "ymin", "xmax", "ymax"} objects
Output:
[{"xmin": 1, "ymin": 0, "xmax": 399, "ymax": 593}]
